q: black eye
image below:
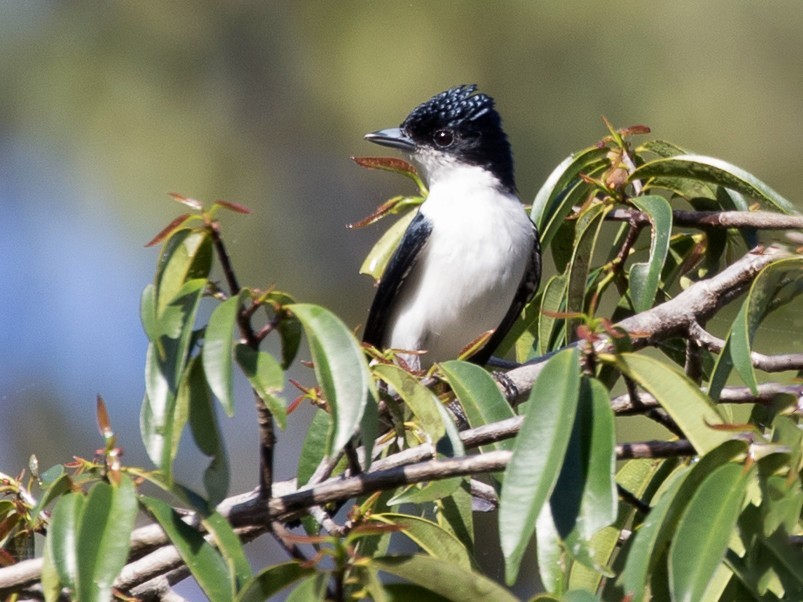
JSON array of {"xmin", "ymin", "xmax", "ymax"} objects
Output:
[{"xmin": 433, "ymin": 129, "xmax": 454, "ymax": 147}]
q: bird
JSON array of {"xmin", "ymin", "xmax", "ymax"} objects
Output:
[{"xmin": 362, "ymin": 84, "xmax": 541, "ymax": 370}]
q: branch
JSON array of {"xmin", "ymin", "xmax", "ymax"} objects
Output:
[
  {"xmin": 688, "ymin": 322, "xmax": 803, "ymax": 372},
  {"xmin": 607, "ymin": 208, "xmax": 803, "ymax": 230},
  {"xmin": 501, "ymin": 245, "xmax": 793, "ymax": 403}
]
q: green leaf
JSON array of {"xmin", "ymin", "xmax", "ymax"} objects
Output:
[
  {"xmin": 617, "ymin": 352, "xmax": 731, "ymax": 454},
  {"xmin": 140, "ymin": 495, "xmax": 233, "ymax": 602},
  {"xmin": 500, "ymin": 346, "xmax": 581, "ymax": 584},
  {"xmin": 235, "ymin": 562, "xmax": 315, "ymax": 602},
  {"xmin": 371, "ymin": 513, "xmax": 474, "ymax": 570},
  {"xmin": 45, "ymin": 492, "xmax": 85, "ymax": 593},
  {"xmin": 709, "ymin": 257, "xmax": 803, "ymax": 397},
  {"xmin": 373, "ymin": 555, "xmax": 518, "ymax": 602},
  {"xmin": 202, "ymin": 511, "xmax": 252, "ymax": 591},
  {"xmin": 669, "ymin": 463, "xmax": 752, "ymax": 602},
  {"xmin": 372, "ymin": 363, "xmax": 463, "ymax": 457},
  {"xmin": 438, "ymin": 361, "xmax": 515, "ymax": 451},
  {"xmin": 537, "ymin": 273, "xmax": 568, "ymax": 355},
  {"xmin": 141, "ymin": 278, "xmax": 206, "ymax": 477},
  {"xmin": 388, "ymin": 478, "xmax": 463, "ymax": 506},
  {"xmin": 75, "ymin": 476, "xmax": 138, "ymax": 602},
  {"xmin": 289, "ymin": 303, "xmax": 374, "ymax": 455},
  {"xmin": 140, "ymin": 283, "xmax": 158, "ymax": 341},
  {"xmin": 619, "ymin": 439, "xmax": 747, "ymax": 602},
  {"xmin": 297, "ymin": 409, "xmax": 332, "ymax": 487},
  {"xmin": 628, "ymin": 195, "xmax": 672, "ymax": 312},
  {"xmin": 630, "ymin": 154, "xmax": 798, "ymax": 215},
  {"xmin": 566, "ymin": 203, "xmax": 607, "ymax": 339},
  {"xmin": 185, "ymin": 356, "xmax": 229, "ymax": 507},
  {"xmin": 576, "ymin": 378, "xmax": 617, "ymax": 540},
  {"xmin": 204, "ymin": 291, "xmax": 246, "ymax": 416},
  {"xmin": 235, "ymin": 344, "xmax": 287, "ymax": 429},
  {"xmin": 360, "ymin": 211, "xmax": 417, "ymax": 280},
  {"xmin": 155, "ymin": 228, "xmax": 213, "ymax": 314},
  {"xmin": 531, "ymin": 146, "xmax": 609, "ymax": 245}
]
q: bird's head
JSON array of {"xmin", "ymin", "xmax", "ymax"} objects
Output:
[{"xmin": 365, "ymin": 84, "xmax": 515, "ymax": 193}]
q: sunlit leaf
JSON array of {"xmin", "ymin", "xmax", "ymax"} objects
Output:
[
  {"xmin": 531, "ymin": 146, "xmax": 609, "ymax": 243},
  {"xmin": 371, "ymin": 513, "xmax": 474, "ymax": 570},
  {"xmin": 289, "ymin": 304, "xmax": 375, "ymax": 456},
  {"xmin": 140, "ymin": 495, "xmax": 232, "ymax": 602},
  {"xmin": 500, "ymin": 346, "xmax": 581, "ymax": 584},
  {"xmin": 388, "ymin": 478, "xmax": 463, "ymax": 506},
  {"xmin": 75, "ymin": 476, "xmax": 138, "ymax": 602},
  {"xmin": 709, "ymin": 256, "xmax": 803, "ymax": 397},
  {"xmin": 374, "ymin": 555, "xmax": 518, "ymax": 602},
  {"xmin": 629, "ymin": 195, "xmax": 672, "ymax": 312},
  {"xmin": 616, "ymin": 353, "xmax": 731, "ymax": 454},
  {"xmin": 630, "ymin": 154, "xmax": 798, "ymax": 215},
  {"xmin": 566, "ymin": 203, "xmax": 607, "ymax": 339},
  {"xmin": 669, "ymin": 463, "xmax": 752, "ymax": 602},
  {"xmin": 45, "ymin": 492, "xmax": 85, "ymax": 593},
  {"xmin": 154, "ymin": 228, "xmax": 212, "ymax": 315},
  {"xmin": 372, "ymin": 363, "xmax": 463, "ymax": 457},
  {"xmin": 202, "ymin": 511, "xmax": 252, "ymax": 591},
  {"xmin": 360, "ymin": 210, "xmax": 417, "ymax": 280},
  {"xmin": 438, "ymin": 361, "xmax": 515, "ymax": 452},
  {"xmin": 235, "ymin": 562, "xmax": 315, "ymax": 602}
]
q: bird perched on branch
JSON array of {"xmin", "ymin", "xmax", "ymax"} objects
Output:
[{"xmin": 362, "ymin": 84, "xmax": 541, "ymax": 369}]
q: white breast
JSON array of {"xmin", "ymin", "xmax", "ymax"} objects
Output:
[{"xmin": 385, "ymin": 164, "xmax": 534, "ymax": 368}]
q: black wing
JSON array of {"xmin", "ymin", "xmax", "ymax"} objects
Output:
[
  {"xmin": 469, "ymin": 221, "xmax": 541, "ymax": 365},
  {"xmin": 363, "ymin": 211, "xmax": 433, "ymax": 349}
]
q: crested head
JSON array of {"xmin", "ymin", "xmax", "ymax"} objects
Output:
[{"xmin": 400, "ymin": 84, "xmax": 516, "ymax": 193}]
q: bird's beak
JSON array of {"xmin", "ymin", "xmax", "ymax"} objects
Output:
[{"xmin": 364, "ymin": 128, "xmax": 416, "ymax": 151}]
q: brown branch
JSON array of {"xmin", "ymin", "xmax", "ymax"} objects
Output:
[
  {"xmin": 607, "ymin": 208, "xmax": 803, "ymax": 230},
  {"xmin": 688, "ymin": 322, "xmax": 803, "ymax": 372}
]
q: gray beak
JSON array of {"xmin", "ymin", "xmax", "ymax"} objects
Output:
[{"xmin": 364, "ymin": 127, "xmax": 416, "ymax": 151}]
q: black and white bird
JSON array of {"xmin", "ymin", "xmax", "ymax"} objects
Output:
[{"xmin": 362, "ymin": 84, "xmax": 541, "ymax": 369}]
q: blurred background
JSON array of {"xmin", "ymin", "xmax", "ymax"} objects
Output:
[{"xmin": 1, "ymin": 1, "xmax": 801, "ymax": 596}]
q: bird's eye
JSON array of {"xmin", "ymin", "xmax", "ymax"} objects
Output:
[{"xmin": 432, "ymin": 129, "xmax": 454, "ymax": 147}]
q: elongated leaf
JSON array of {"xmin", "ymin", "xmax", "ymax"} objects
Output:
[
  {"xmin": 204, "ymin": 292, "xmax": 245, "ymax": 416},
  {"xmin": 289, "ymin": 303, "xmax": 374, "ymax": 455},
  {"xmin": 629, "ymin": 195, "xmax": 672, "ymax": 312},
  {"xmin": 619, "ymin": 439, "xmax": 747, "ymax": 602},
  {"xmin": 630, "ymin": 154, "xmax": 798, "ymax": 215},
  {"xmin": 669, "ymin": 463, "xmax": 752, "ymax": 602},
  {"xmin": 202, "ymin": 511, "xmax": 252, "ymax": 590},
  {"xmin": 566, "ymin": 203, "xmax": 607, "ymax": 340},
  {"xmin": 374, "ymin": 555, "xmax": 518, "ymax": 602},
  {"xmin": 537, "ymin": 274, "xmax": 568, "ymax": 355},
  {"xmin": 140, "ymin": 495, "xmax": 232, "ymax": 602},
  {"xmin": 360, "ymin": 211, "xmax": 417, "ymax": 280},
  {"xmin": 235, "ymin": 344, "xmax": 287, "ymax": 429},
  {"xmin": 297, "ymin": 409, "xmax": 332, "ymax": 487},
  {"xmin": 438, "ymin": 361, "xmax": 515, "ymax": 452},
  {"xmin": 388, "ymin": 478, "xmax": 463, "ymax": 506},
  {"xmin": 372, "ymin": 363, "xmax": 443, "ymax": 445},
  {"xmin": 617, "ymin": 353, "xmax": 731, "ymax": 454},
  {"xmin": 155, "ymin": 228, "xmax": 213, "ymax": 314},
  {"xmin": 531, "ymin": 146, "xmax": 609, "ymax": 240},
  {"xmin": 371, "ymin": 513, "xmax": 474, "ymax": 570},
  {"xmin": 710, "ymin": 257, "xmax": 803, "ymax": 397},
  {"xmin": 141, "ymin": 278, "xmax": 206, "ymax": 475},
  {"xmin": 45, "ymin": 492, "xmax": 85, "ymax": 593},
  {"xmin": 500, "ymin": 346, "xmax": 581, "ymax": 584},
  {"xmin": 576, "ymin": 378, "xmax": 617, "ymax": 539},
  {"xmin": 75, "ymin": 476, "xmax": 138, "ymax": 602},
  {"xmin": 620, "ymin": 467, "xmax": 689, "ymax": 602},
  {"xmin": 235, "ymin": 562, "xmax": 315, "ymax": 602},
  {"xmin": 185, "ymin": 357, "xmax": 229, "ymax": 507}
]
